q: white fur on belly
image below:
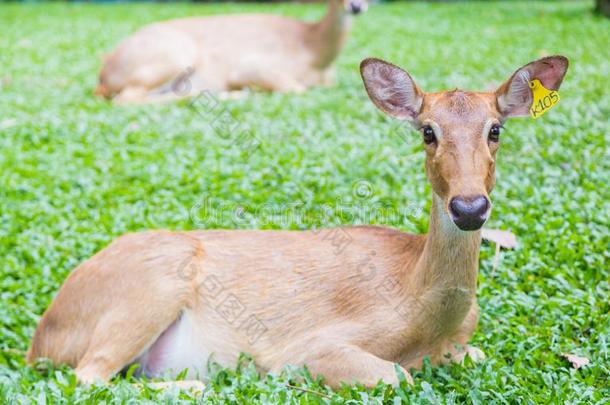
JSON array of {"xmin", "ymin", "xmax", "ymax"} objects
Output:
[{"xmin": 137, "ymin": 311, "xmax": 214, "ymax": 379}]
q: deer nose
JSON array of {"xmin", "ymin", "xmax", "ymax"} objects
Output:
[
  {"xmin": 449, "ymin": 195, "xmax": 490, "ymax": 231},
  {"xmin": 350, "ymin": 1, "xmax": 363, "ymax": 14}
]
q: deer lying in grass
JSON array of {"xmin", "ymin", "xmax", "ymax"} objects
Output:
[
  {"xmin": 29, "ymin": 56, "xmax": 568, "ymax": 388},
  {"xmin": 95, "ymin": 0, "xmax": 368, "ymax": 103}
]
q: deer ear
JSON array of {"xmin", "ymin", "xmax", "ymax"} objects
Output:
[
  {"xmin": 496, "ymin": 55, "xmax": 569, "ymax": 118},
  {"xmin": 360, "ymin": 58, "xmax": 423, "ymax": 121}
]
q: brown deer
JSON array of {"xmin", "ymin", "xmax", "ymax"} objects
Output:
[
  {"xmin": 29, "ymin": 56, "xmax": 568, "ymax": 388},
  {"xmin": 95, "ymin": 0, "xmax": 368, "ymax": 103}
]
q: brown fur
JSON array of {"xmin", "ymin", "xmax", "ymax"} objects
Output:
[
  {"xmin": 97, "ymin": 0, "xmax": 367, "ymax": 103},
  {"xmin": 29, "ymin": 56, "xmax": 568, "ymax": 387}
]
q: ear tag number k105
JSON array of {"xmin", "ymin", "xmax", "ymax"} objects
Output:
[{"xmin": 529, "ymin": 79, "xmax": 560, "ymax": 119}]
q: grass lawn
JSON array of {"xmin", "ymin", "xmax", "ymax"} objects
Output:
[{"xmin": 1, "ymin": 0, "xmax": 609, "ymax": 403}]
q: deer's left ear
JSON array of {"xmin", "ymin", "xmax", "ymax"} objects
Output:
[{"xmin": 496, "ymin": 55, "xmax": 569, "ymax": 118}]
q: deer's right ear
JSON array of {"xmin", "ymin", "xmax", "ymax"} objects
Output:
[{"xmin": 360, "ymin": 58, "xmax": 423, "ymax": 121}]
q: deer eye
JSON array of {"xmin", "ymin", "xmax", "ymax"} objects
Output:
[
  {"xmin": 488, "ymin": 124, "xmax": 501, "ymax": 143},
  {"xmin": 422, "ymin": 126, "xmax": 436, "ymax": 145}
]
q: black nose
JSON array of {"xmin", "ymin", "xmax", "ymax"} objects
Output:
[
  {"xmin": 350, "ymin": 2, "xmax": 362, "ymax": 14},
  {"xmin": 449, "ymin": 195, "xmax": 490, "ymax": 231}
]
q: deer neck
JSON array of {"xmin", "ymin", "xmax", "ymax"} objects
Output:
[
  {"xmin": 410, "ymin": 194, "xmax": 481, "ymax": 295},
  {"xmin": 307, "ymin": 1, "xmax": 351, "ymax": 69}
]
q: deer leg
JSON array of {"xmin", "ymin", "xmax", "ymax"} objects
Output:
[
  {"xmin": 277, "ymin": 344, "xmax": 412, "ymax": 388},
  {"xmin": 264, "ymin": 74, "xmax": 307, "ymax": 93},
  {"xmin": 74, "ymin": 304, "xmax": 185, "ymax": 384},
  {"xmin": 320, "ymin": 67, "xmax": 336, "ymax": 87},
  {"xmin": 441, "ymin": 302, "xmax": 485, "ymax": 365},
  {"xmin": 456, "ymin": 346, "xmax": 486, "ymax": 364},
  {"xmin": 113, "ymin": 86, "xmax": 150, "ymax": 105},
  {"xmin": 228, "ymin": 70, "xmax": 307, "ymax": 93},
  {"xmin": 113, "ymin": 83, "xmax": 196, "ymax": 104},
  {"xmin": 115, "ymin": 88, "xmax": 197, "ymax": 105}
]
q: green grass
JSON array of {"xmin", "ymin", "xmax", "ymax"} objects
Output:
[{"xmin": 1, "ymin": 1, "xmax": 609, "ymax": 403}]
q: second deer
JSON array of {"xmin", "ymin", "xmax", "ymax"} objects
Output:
[
  {"xmin": 30, "ymin": 56, "xmax": 568, "ymax": 387},
  {"xmin": 95, "ymin": 0, "xmax": 368, "ymax": 103}
]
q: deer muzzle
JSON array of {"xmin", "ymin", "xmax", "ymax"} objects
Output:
[{"xmin": 448, "ymin": 195, "xmax": 490, "ymax": 231}]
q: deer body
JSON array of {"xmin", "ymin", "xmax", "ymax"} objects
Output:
[
  {"xmin": 28, "ymin": 218, "xmax": 477, "ymax": 386},
  {"xmin": 30, "ymin": 56, "xmax": 568, "ymax": 387},
  {"xmin": 96, "ymin": 1, "xmax": 366, "ymax": 103}
]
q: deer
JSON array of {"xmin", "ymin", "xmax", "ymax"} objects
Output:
[
  {"xmin": 29, "ymin": 55, "xmax": 568, "ymax": 389},
  {"xmin": 94, "ymin": 0, "xmax": 368, "ymax": 104}
]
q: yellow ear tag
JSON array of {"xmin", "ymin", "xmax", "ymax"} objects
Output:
[{"xmin": 529, "ymin": 79, "xmax": 560, "ymax": 119}]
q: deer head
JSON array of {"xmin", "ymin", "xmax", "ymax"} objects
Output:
[{"xmin": 360, "ymin": 56, "xmax": 568, "ymax": 231}]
